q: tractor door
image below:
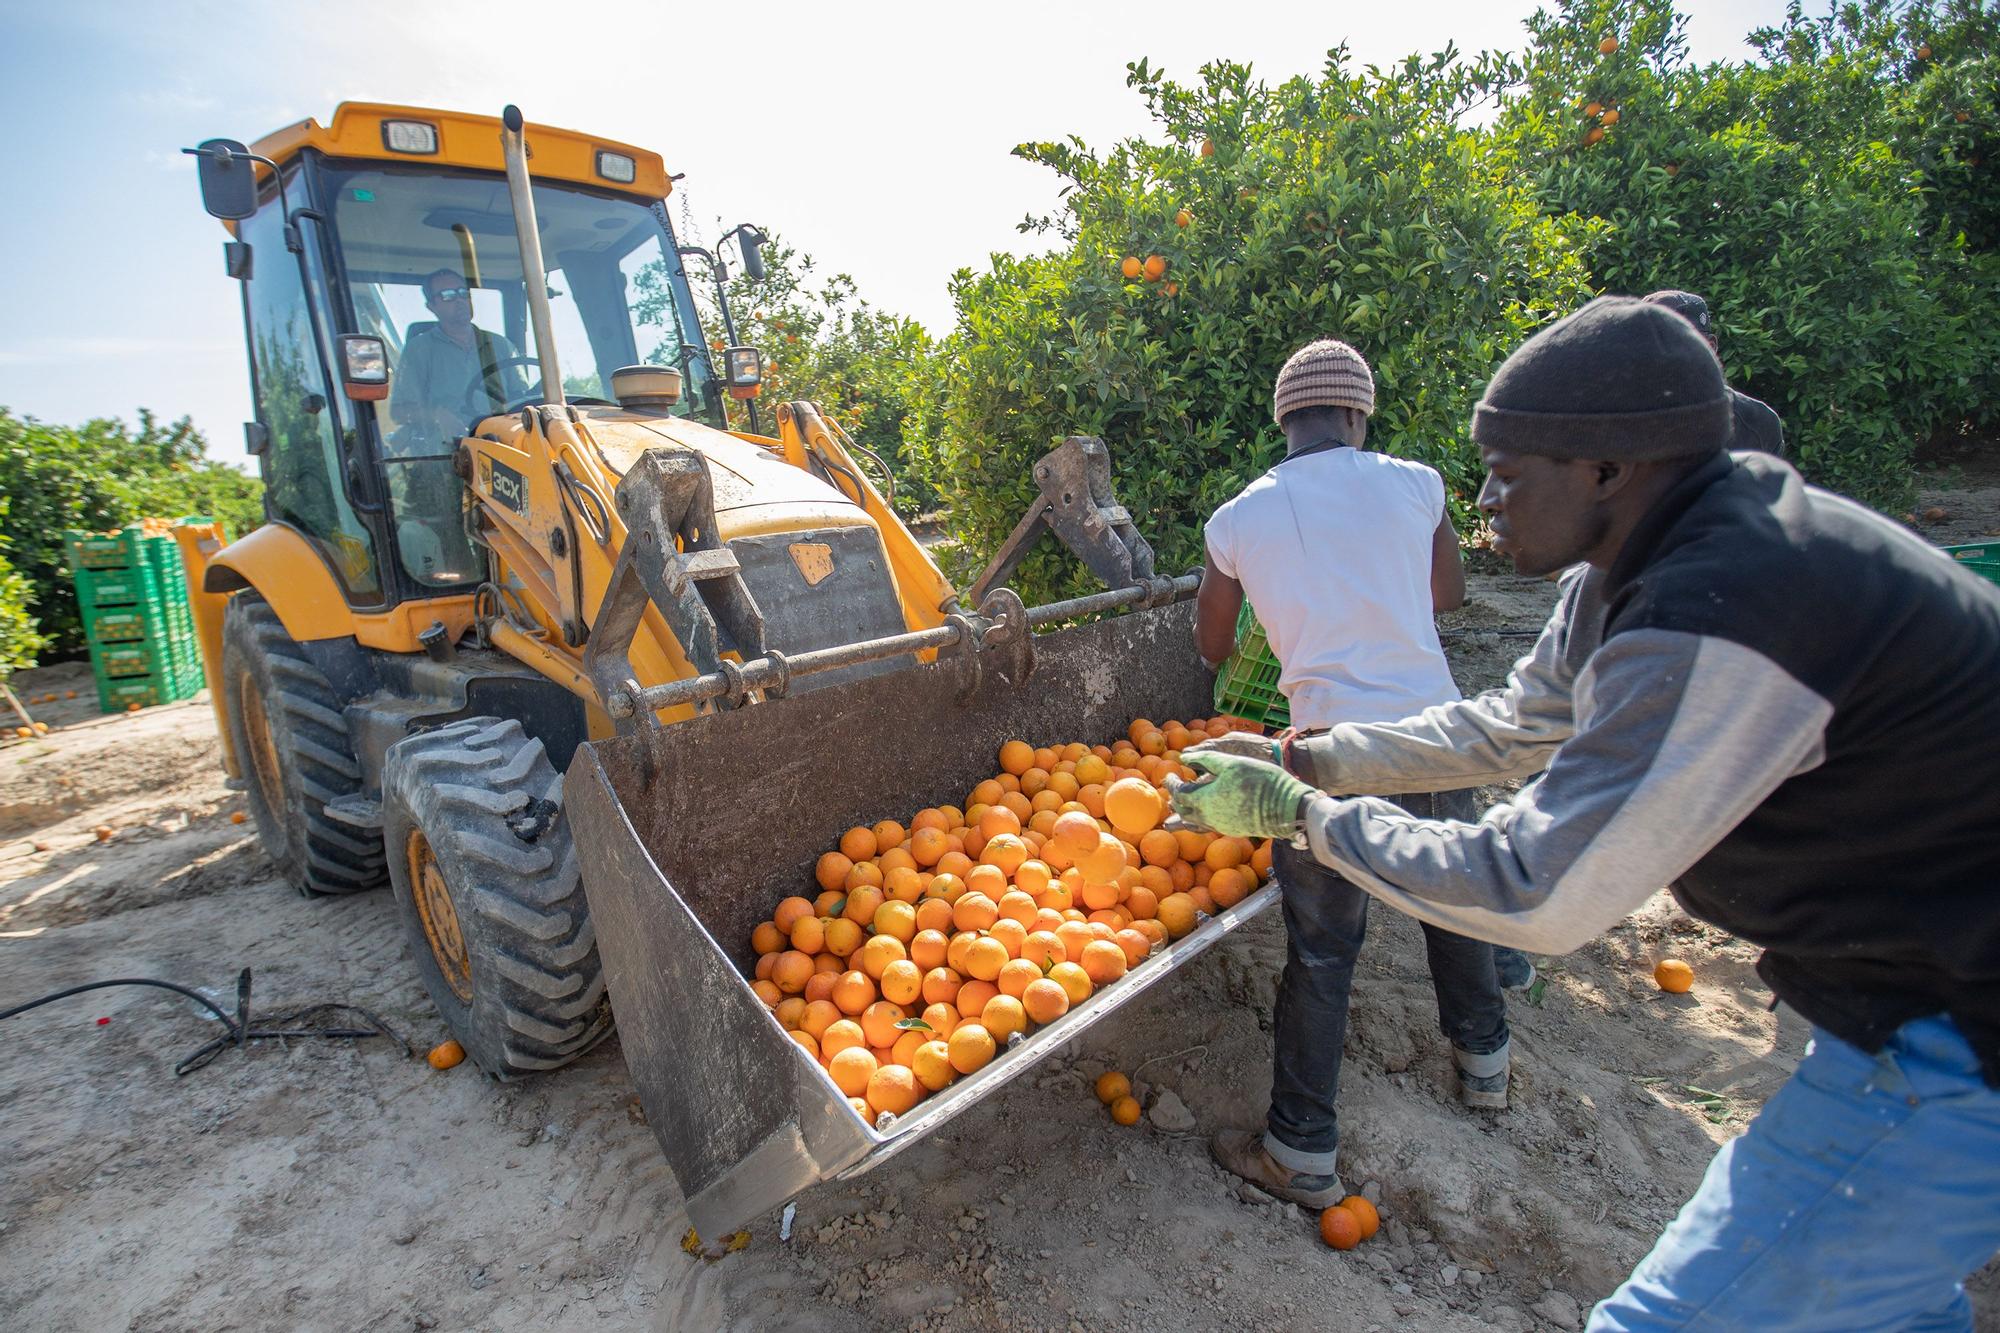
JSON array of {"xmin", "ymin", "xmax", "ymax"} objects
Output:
[{"xmin": 238, "ymin": 183, "xmax": 387, "ymax": 603}]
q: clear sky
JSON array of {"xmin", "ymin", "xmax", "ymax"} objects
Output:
[{"xmin": 0, "ymin": 0, "xmax": 1789, "ymax": 459}]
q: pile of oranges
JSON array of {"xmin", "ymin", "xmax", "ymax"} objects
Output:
[{"xmin": 747, "ymin": 715, "xmax": 1275, "ymax": 1124}]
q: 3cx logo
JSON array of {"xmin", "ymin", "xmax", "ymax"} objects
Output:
[{"xmin": 486, "ymin": 458, "xmax": 527, "ymax": 514}]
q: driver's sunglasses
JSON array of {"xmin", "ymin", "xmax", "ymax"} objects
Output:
[{"xmin": 431, "ymin": 286, "xmax": 472, "ymax": 303}]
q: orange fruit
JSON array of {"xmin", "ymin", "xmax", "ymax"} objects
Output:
[
  {"xmin": 1172, "ymin": 828, "xmax": 1212, "ymax": 863},
  {"xmin": 790, "ymin": 1030, "xmax": 820, "ymax": 1061},
  {"xmin": 1113, "ymin": 928, "xmax": 1152, "ymax": 968},
  {"xmin": 751, "ymin": 978, "xmax": 783, "ymax": 1007},
  {"xmin": 816, "ymin": 852, "xmax": 854, "ymax": 892},
  {"xmin": 1209, "ymin": 867, "xmax": 1251, "ymax": 910},
  {"xmin": 1104, "ymin": 777, "xmax": 1164, "ymax": 837},
  {"xmin": 1141, "ymin": 255, "xmax": 1166, "ymax": 281},
  {"xmin": 956, "ymin": 978, "xmax": 1000, "ymax": 1020},
  {"xmin": 1251, "ymin": 840, "xmax": 1274, "ymax": 879},
  {"xmin": 1125, "ymin": 886, "xmax": 1159, "ymax": 920},
  {"xmin": 982, "ymin": 834, "xmax": 1029, "ymax": 876},
  {"xmin": 823, "ymin": 916, "xmax": 863, "ymax": 957},
  {"xmin": 1319, "ymin": 1204, "xmax": 1363, "ymax": 1250},
  {"xmin": 911, "ymin": 929, "xmax": 950, "ymax": 971},
  {"xmin": 997, "ymin": 890, "xmax": 1040, "ymax": 928},
  {"xmin": 1055, "ymin": 920, "xmax": 1097, "ymax": 963},
  {"xmin": 979, "ymin": 805, "xmax": 1022, "ymax": 840},
  {"xmin": 909, "ymin": 825, "xmax": 949, "ymax": 866},
  {"xmin": 229, "ymin": 811, "xmax": 248, "ymax": 824},
  {"xmin": 922, "ymin": 966, "xmax": 963, "ymax": 1007},
  {"xmin": 1598, "ymin": 34, "xmax": 1619, "ymax": 54},
  {"xmin": 964, "ymin": 935, "xmax": 1009, "ymax": 982},
  {"xmin": 997, "ymin": 957, "xmax": 1044, "ymax": 998},
  {"xmin": 1584, "ymin": 100, "xmax": 1603, "ymax": 118},
  {"xmin": 1131, "ymin": 919, "xmax": 1169, "ymax": 948},
  {"xmin": 1014, "ymin": 860, "xmax": 1053, "ymax": 898},
  {"xmin": 998, "ymin": 739, "xmax": 1035, "ymax": 775},
  {"xmin": 1021, "ymin": 930, "xmax": 1067, "ymax": 968},
  {"xmin": 858, "ymin": 933, "xmax": 906, "ymax": 980},
  {"xmin": 427, "ymin": 1039, "xmax": 465, "ymax": 1070},
  {"xmin": 913, "ymin": 1040, "xmax": 956, "ymax": 1091},
  {"xmin": 890, "ymin": 1027, "xmax": 928, "ymax": 1069},
  {"xmin": 915, "ymin": 897, "xmax": 956, "ymax": 935},
  {"xmin": 840, "ymin": 825, "xmax": 878, "ymax": 861},
  {"xmin": 843, "ymin": 884, "xmax": 884, "ymax": 926},
  {"xmin": 1120, "ymin": 255, "xmax": 1142, "ymax": 279},
  {"xmin": 982, "ymin": 993, "xmax": 1028, "ymax": 1041},
  {"xmin": 751, "ymin": 921, "xmax": 784, "ymax": 955},
  {"xmin": 1080, "ymin": 879, "xmax": 1121, "ymax": 912},
  {"xmin": 1204, "ymin": 837, "xmax": 1249, "ymax": 872},
  {"xmin": 1022, "ymin": 977, "xmax": 1070, "ymax": 1025},
  {"xmin": 873, "ymin": 819, "xmax": 906, "ymax": 852},
  {"xmin": 1339, "ymin": 1195, "xmax": 1381, "ymax": 1240},
  {"xmin": 1081, "ymin": 939, "xmax": 1129, "ymax": 985},
  {"xmin": 1073, "ymin": 754, "xmax": 1110, "ymax": 786},
  {"xmin": 1048, "ymin": 961, "xmax": 1093, "ymax": 1005},
  {"xmin": 772, "ymin": 950, "xmax": 815, "ymax": 994},
  {"xmin": 815, "ymin": 889, "xmax": 845, "ymax": 917},
  {"xmin": 948, "ymin": 1022, "xmax": 996, "ymax": 1074},
  {"xmin": 880, "ymin": 959, "xmax": 923, "ymax": 1006},
  {"xmin": 822, "ymin": 1018, "xmax": 866, "ymax": 1059},
  {"xmin": 829, "ymin": 1046, "xmax": 878, "ymax": 1097},
  {"xmin": 926, "ymin": 872, "xmax": 968, "ymax": 905},
  {"xmin": 1077, "ymin": 833, "xmax": 1127, "ymax": 885},
  {"xmin": 1110, "ymin": 1094, "xmax": 1142, "ymax": 1126},
  {"xmin": 755, "ymin": 953, "xmax": 779, "ymax": 981},
  {"xmin": 1199, "ymin": 138, "xmax": 1215, "ymax": 158},
  {"xmin": 884, "ymin": 866, "xmax": 924, "ymax": 904},
  {"xmin": 1655, "ymin": 958, "xmax": 1695, "ymax": 993},
  {"xmin": 1137, "ymin": 828, "xmax": 1180, "ymax": 868},
  {"xmin": 969, "ymin": 779, "xmax": 1004, "ymax": 809},
  {"xmin": 1156, "ymin": 893, "xmax": 1199, "ymax": 939},
  {"xmin": 988, "ymin": 918, "xmax": 1028, "ymax": 958},
  {"xmin": 775, "ymin": 996, "xmax": 807, "ymax": 1029},
  {"xmin": 1175, "ymin": 208, "xmax": 1191, "ymax": 227},
  {"xmin": 861, "ymin": 1000, "xmax": 908, "ymax": 1047},
  {"xmin": 790, "ymin": 915, "xmax": 827, "ymax": 955},
  {"xmin": 801, "ymin": 999, "xmax": 842, "ymax": 1040},
  {"xmin": 920, "ymin": 1001, "xmax": 959, "ymax": 1039},
  {"xmin": 833, "ymin": 970, "xmax": 876, "ymax": 1015},
  {"xmin": 952, "ymin": 892, "xmax": 1000, "ymax": 933},
  {"xmin": 1051, "ymin": 811, "xmax": 1102, "ymax": 859},
  {"xmin": 774, "ymin": 895, "xmax": 816, "ymax": 933},
  {"xmin": 1585, "ymin": 126, "xmax": 1606, "ymax": 146},
  {"xmin": 912, "ymin": 807, "xmax": 950, "ymax": 833},
  {"xmin": 946, "ymin": 930, "xmax": 979, "ymax": 975},
  {"xmin": 1601, "ymin": 108, "xmax": 1620, "ymax": 126}
]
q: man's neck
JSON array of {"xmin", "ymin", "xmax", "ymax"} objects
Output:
[{"xmin": 440, "ymin": 322, "xmax": 476, "ymax": 350}]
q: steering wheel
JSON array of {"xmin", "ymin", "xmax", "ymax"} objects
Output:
[
  {"xmin": 457, "ymin": 355, "xmax": 545, "ymax": 414},
  {"xmin": 457, "ymin": 356, "xmax": 619, "ymax": 414}
]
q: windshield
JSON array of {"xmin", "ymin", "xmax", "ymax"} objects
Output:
[{"xmin": 322, "ymin": 163, "xmax": 714, "ymax": 585}]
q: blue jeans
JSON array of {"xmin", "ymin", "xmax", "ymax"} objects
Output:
[
  {"xmin": 1591, "ymin": 1014, "xmax": 2000, "ymax": 1331},
  {"xmin": 1265, "ymin": 790, "xmax": 1510, "ymax": 1174}
]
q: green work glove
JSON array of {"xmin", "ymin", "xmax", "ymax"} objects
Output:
[
  {"xmin": 1169, "ymin": 752, "xmax": 1317, "ymax": 840},
  {"xmin": 1181, "ymin": 730, "xmax": 1282, "ymax": 764}
]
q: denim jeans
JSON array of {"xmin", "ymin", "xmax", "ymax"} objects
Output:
[
  {"xmin": 1591, "ymin": 1014, "xmax": 2000, "ymax": 1331},
  {"xmin": 1264, "ymin": 789, "xmax": 1510, "ymax": 1174}
]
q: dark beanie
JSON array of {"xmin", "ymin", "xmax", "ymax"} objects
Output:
[{"xmin": 1471, "ymin": 296, "xmax": 1732, "ymax": 460}]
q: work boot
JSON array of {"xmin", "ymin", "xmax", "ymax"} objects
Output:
[
  {"xmin": 1494, "ymin": 948, "xmax": 1537, "ymax": 991},
  {"xmin": 1455, "ymin": 1042, "xmax": 1511, "ymax": 1111},
  {"xmin": 1209, "ymin": 1129, "xmax": 1344, "ymax": 1208}
]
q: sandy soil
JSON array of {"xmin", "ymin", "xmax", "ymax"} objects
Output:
[{"xmin": 3, "ymin": 556, "xmax": 1996, "ymax": 1332}]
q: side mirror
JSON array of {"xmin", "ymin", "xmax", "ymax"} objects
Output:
[
  {"xmin": 738, "ymin": 226, "xmax": 767, "ymax": 282},
  {"xmin": 193, "ymin": 139, "xmax": 259, "ymax": 221},
  {"xmin": 338, "ymin": 335, "xmax": 390, "ymax": 401}
]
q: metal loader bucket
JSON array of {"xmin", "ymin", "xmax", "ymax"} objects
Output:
[{"xmin": 564, "ymin": 599, "xmax": 1278, "ymax": 1241}]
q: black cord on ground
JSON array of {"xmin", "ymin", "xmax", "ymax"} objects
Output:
[{"xmin": 0, "ymin": 967, "xmax": 413, "ymax": 1076}]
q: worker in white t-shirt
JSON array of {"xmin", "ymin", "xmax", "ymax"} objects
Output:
[{"xmin": 1194, "ymin": 338, "xmax": 1522, "ymax": 1208}]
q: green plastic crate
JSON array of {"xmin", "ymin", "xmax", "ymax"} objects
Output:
[
  {"xmin": 63, "ymin": 524, "xmax": 180, "ymax": 572},
  {"xmin": 1212, "ymin": 602, "xmax": 1291, "ymax": 729},
  {"xmin": 1943, "ymin": 542, "xmax": 2000, "ymax": 587},
  {"xmin": 95, "ymin": 671, "xmax": 198, "ymax": 712},
  {"xmin": 73, "ymin": 558, "xmax": 183, "ymax": 611}
]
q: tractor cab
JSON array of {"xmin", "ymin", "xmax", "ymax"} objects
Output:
[{"xmin": 193, "ymin": 104, "xmax": 757, "ymax": 608}]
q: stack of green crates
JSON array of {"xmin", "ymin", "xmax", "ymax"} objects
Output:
[
  {"xmin": 65, "ymin": 524, "xmax": 205, "ymax": 712},
  {"xmin": 1943, "ymin": 541, "xmax": 2000, "ymax": 588},
  {"xmin": 1212, "ymin": 601, "xmax": 1291, "ymax": 729}
]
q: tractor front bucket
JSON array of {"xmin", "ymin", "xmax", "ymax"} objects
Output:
[{"xmin": 564, "ymin": 598, "xmax": 1278, "ymax": 1242}]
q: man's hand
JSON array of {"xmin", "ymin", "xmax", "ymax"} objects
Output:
[
  {"xmin": 1168, "ymin": 753, "xmax": 1316, "ymax": 840},
  {"xmin": 1182, "ymin": 731, "xmax": 1282, "ymax": 764}
]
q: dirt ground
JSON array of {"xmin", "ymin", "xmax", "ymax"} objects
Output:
[{"xmin": 4, "ymin": 481, "xmax": 1998, "ymax": 1331}]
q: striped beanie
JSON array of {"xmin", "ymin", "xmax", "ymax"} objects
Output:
[{"xmin": 1272, "ymin": 339, "xmax": 1375, "ymax": 425}]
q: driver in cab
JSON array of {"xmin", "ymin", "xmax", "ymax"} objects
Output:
[{"xmin": 388, "ymin": 268, "xmax": 525, "ymax": 451}]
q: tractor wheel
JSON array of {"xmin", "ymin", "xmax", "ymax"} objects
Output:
[
  {"xmin": 381, "ymin": 717, "xmax": 611, "ymax": 1077},
  {"xmin": 221, "ymin": 593, "xmax": 385, "ymax": 896}
]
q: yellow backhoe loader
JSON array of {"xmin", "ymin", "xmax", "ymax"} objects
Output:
[{"xmin": 178, "ymin": 103, "xmax": 1271, "ymax": 1239}]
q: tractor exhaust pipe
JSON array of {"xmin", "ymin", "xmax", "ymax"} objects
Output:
[{"xmin": 500, "ymin": 105, "xmax": 564, "ymax": 407}]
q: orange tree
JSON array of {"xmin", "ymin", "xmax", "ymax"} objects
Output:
[
  {"xmin": 1488, "ymin": 0, "xmax": 2000, "ymax": 507},
  {"xmin": 707, "ymin": 235, "xmax": 943, "ymax": 516},
  {"xmin": 912, "ymin": 49, "xmax": 1598, "ymax": 602}
]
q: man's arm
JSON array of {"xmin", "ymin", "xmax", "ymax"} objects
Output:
[
  {"xmin": 1195, "ymin": 547, "xmax": 1245, "ymax": 667},
  {"xmin": 1289, "ymin": 566, "xmax": 1599, "ymax": 795},
  {"xmin": 1430, "ymin": 513, "xmax": 1466, "ymax": 613},
  {"xmin": 1298, "ymin": 628, "xmax": 1831, "ymax": 953}
]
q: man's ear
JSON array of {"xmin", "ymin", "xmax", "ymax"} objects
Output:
[{"xmin": 1592, "ymin": 459, "xmax": 1637, "ymax": 500}]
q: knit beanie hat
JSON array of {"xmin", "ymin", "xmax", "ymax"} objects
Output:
[
  {"xmin": 1273, "ymin": 339, "xmax": 1375, "ymax": 425},
  {"xmin": 1470, "ymin": 297, "xmax": 1731, "ymax": 460}
]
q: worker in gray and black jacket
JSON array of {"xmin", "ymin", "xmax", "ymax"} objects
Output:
[{"xmin": 1172, "ymin": 296, "xmax": 2000, "ymax": 1331}]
